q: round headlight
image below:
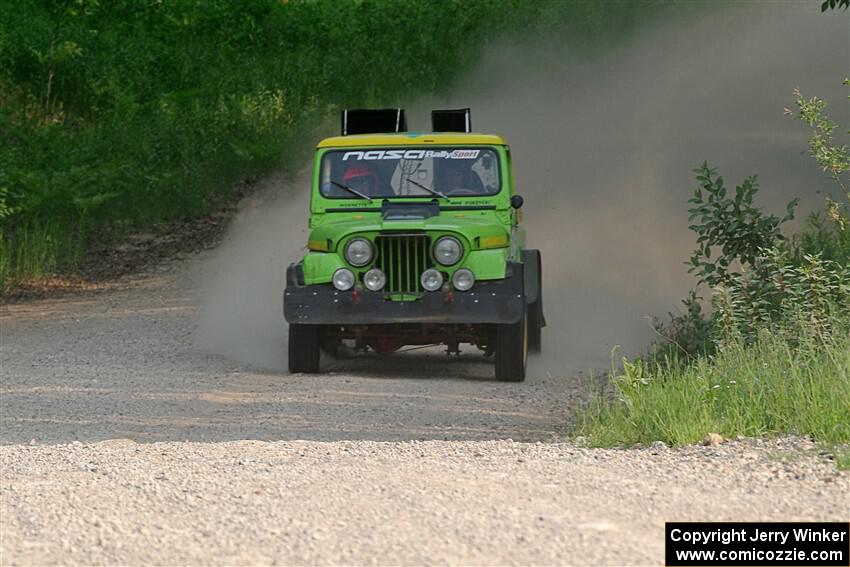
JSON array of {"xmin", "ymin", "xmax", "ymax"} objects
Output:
[
  {"xmin": 332, "ymin": 268, "xmax": 355, "ymax": 291},
  {"xmin": 451, "ymin": 268, "xmax": 475, "ymax": 291},
  {"xmin": 433, "ymin": 236, "xmax": 463, "ymax": 266},
  {"xmin": 420, "ymin": 268, "xmax": 444, "ymax": 292},
  {"xmin": 345, "ymin": 238, "xmax": 373, "ymax": 267},
  {"xmin": 363, "ymin": 268, "xmax": 386, "ymax": 292}
]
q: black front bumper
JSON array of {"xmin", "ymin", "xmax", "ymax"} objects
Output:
[{"xmin": 283, "ymin": 263, "xmax": 524, "ymax": 325}]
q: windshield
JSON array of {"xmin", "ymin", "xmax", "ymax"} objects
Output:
[{"xmin": 319, "ymin": 147, "xmax": 501, "ymax": 199}]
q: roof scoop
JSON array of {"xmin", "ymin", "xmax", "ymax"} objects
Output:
[
  {"xmin": 431, "ymin": 108, "xmax": 471, "ymax": 133},
  {"xmin": 341, "ymin": 108, "xmax": 407, "ymax": 135}
]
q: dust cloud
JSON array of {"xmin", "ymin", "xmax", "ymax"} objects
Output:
[
  {"xmin": 193, "ymin": 169, "xmax": 311, "ymax": 371},
  {"xmin": 195, "ymin": 2, "xmax": 848, "ymax": 375},
  {"xmin": 418, "ymin": 1, "xmax": 848, "ymax": 372}
]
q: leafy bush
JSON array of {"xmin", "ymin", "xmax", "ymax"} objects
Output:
[
  {"xmin": 656, "ymin": 163, "xmax": 848, "ymax": 359},
  {"xmin": 714, "ymin": 247, "xmax": 849, "ymax": 344},
  {"xmin": 787, "ymin": 83, "xmax": 850, "ymax": 197},
  {"xmin": 686, "ymin": 163, "xmax": 797, "ymax": 287},
  {"xmin": 580, "ymin": 84, "xmax": 850, "ymax": 454},
  {"xmin": 650, "ymin": 289, "xmax": 714, "ymax": 363},
  {"xmin": 795, "ymin": 212, "xmax": 850, "ymax": 264},
  {"xmin": 786, "ymin": 81, "xmax": 850, "ymax": 264},
  {"xmin": 656, "ymin": 83, "xmax": 850, "ymax": 358},
  {"xmin": 652, "ymin": 163, "xmax": 798, "ymax": 360}
]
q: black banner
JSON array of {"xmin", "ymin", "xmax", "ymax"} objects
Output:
[{"xmin": 666, "ymin": 522, "xmax": 849, "ymax": 566}]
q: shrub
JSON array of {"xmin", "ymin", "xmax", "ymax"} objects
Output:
[
  {"xmin": 580, "ymin": 85, "xmax": 850, "ymax": 453},
  {"xmin": 786, "ymin": 81, "xmax": 850, "ymax": 264},
  {"xmin": 686, "ymin": 163, "xmax": 797, "ymax": 287}
]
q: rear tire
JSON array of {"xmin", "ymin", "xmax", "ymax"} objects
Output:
[
  {"xmin": 320, "ymin": 327, "xmax": 341, "ymax": 358},
  {"xmin": 288, "ymin": 324, "xmax": 320, "ymax": 373},
  {"xmin": 495, "ymin": 307, "xmax": 527, "ymax": 382}
]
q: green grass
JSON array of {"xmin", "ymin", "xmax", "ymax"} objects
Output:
[
  {"xmin": 835, "ymin": 449, "xmax": 850, "ymax": 471},
  {"xmin": 576, "ymin": 314, "xmax": 850, "ymax": 448},
  {"xmin": 0, "ymin": 220, "xmax": 84, "ymax": 283}
]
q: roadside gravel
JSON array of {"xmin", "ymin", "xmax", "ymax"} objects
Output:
[
  {"xmin": 2, "ymin": 438, "xmax": 847, "ymax": 566},
  {"xmin": 1, "ymin": 262, "xmax": 847, "ymax": 565}
]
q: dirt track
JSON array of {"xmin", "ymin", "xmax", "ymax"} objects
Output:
[
  {"xmin": 1, "ymin": 262, "xmax": 848, "ymax": 565},
  {"xmin": 0, "ymin": 259, "xmax": 585, "ymax": 445}
]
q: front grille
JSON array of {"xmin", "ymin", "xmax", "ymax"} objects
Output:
[{"xmin": 375, "ymin": 234, "xmax": 432, "ymax": 294}]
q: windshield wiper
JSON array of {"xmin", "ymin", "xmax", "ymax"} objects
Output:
[
  {"xmin": 330, "ymin": 180, "xmax": 373, "ymax": 202},
  {"xmin": 404, "ymin": 176, "xmax": 449, "ymax": 200}
]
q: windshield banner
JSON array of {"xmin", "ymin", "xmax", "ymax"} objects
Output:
[{"xmin": 342, "ymin": 149, "xmax": 480, "ymax": 161}]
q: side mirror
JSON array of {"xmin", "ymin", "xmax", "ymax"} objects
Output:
[{"xmin": 510, "ymin": 194, "xmax": 524, "ymax": 209}]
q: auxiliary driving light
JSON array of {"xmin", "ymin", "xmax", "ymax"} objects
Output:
[
  {"xmin": 332, "ymin": 268, "xmax": 356, "ymax": 291},
  {"xmin": 344, "ymin": 238, "xmax": 373, "ymax": 267},
  {"xmin": 363, "ymin": 268, "xmax": 386, "ymax": 291},
  {"xmin": 451, "ymin": 268, "xmax": 475, "ymax": 291},
  {"xmin": 420, "ymin": 269, "xmax": 444, "ymax": 292},
  {"xmin": 433, "ymin": 236, "xmax": 463, "ymax": 266}
]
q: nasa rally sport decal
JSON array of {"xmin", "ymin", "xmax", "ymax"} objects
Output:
[{"xmin": 341, "ymin": 149, "xmax": 480, "ymax": 161}]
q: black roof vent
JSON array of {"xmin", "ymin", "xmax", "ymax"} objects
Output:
[
  {"xmin": 341, "ymin": 108, "xmax": 407, "ymax": 135},
  {"xmin": 432, "ymin": 108, "xmax": 471, "ymax": 133}
]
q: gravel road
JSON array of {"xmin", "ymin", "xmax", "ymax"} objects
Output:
[{"xmin": 1, "ymin": 262, "xmax": 848, "ymax": 565}]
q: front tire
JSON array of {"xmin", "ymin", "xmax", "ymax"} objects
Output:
[
  {"xmin": 528, "ymin": 302, "xmax": 543, "ymax": 354},
  {"xmin": 288, "ymin": 324, "xmax": 320, "ymax": 373},
  {"xmin": 526, "ymin": 250, "xmax": 544, "ymax": 353},
  {"xmin": 495, "ymin": 307, "xmax": 528, "ymax": 382}
]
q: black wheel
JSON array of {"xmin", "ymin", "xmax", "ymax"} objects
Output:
[
  {"xmin": 288, "ymin": 324, "xmax": 320, "ymax": 373},
  {"xmin": 495, "ymin": 307, "xmax": 528, "ymax": 382},
  {"xmin": 320, "ymin": 326, "xmax": 342, "ymax": 358},
  {"xmin": 528, "ymin": 265, "xmax": 544, "ymax": 353},
  {"xmin": 528, "ymin": 301, "xmax": 542, "ymax": 353},
  {"xmin": 524, "ymin": 250, "xmax": 544, "ymax": 354}
]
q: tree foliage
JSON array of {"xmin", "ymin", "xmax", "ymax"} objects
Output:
[
  {"xmin": 821, "ymin": 0, "xmax": 849, "ymax": 11},
  {"xmin": 0, "ymin": 0, "xmax": 662, "ymax": 284}
]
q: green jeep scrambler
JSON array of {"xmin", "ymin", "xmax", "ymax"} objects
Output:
[{"xmin": 283, "ymin": 108, "xmax": 544, "ymax": 381}]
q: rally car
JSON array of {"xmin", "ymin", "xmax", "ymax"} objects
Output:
[{"xmin": 283, "ymin": 108, "xmax": 544, "ymax": 381}]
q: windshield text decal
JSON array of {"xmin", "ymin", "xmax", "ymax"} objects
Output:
[{"xmin": 342, "ymin": 149, "xmax": 480, "ymax": 161}]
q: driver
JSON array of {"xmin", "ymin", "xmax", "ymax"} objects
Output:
[
  {"xmin": 343, "ymin": 164, "xmax": 380, "ymax": 196},
  {"xmin": 441, "ymin": 159, "xmax": 483, "ymax": 195}
]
